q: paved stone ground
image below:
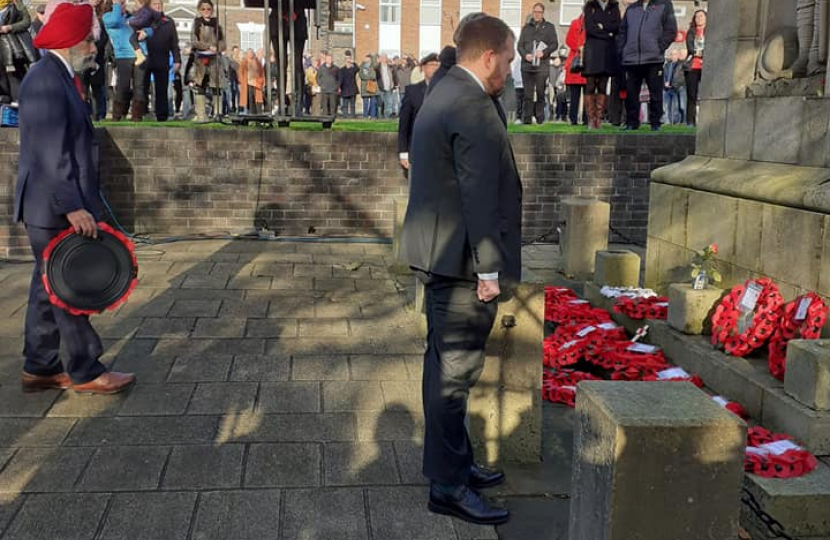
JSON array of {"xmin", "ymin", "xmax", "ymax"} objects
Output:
[{"xmin": 0, "ymin": 240, "xmax": 583, "ymax": 540}]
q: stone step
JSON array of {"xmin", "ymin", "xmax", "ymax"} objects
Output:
[
  {"xmin": 585, "ymin": 281, "xmax": 830, "ymax": 456},
  {"xmin": 583, "ymin": 280, "xmax": 830, "ymax": 539},
  {"xmin": 742, "ymin": 460, "xmax": 830, "ymax": 540}
]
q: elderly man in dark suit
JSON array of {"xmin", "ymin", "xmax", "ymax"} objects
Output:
[
  {"xmin": 15, "ymin": 2, "xmax": 135, "ymax": 395},
  {"xmin": 397, "ymin": 52, "xmax": 439, "ymax": 171},
  {"xmin": 400, "ymin": 13, "xmax": 521, "ymax": 526}
]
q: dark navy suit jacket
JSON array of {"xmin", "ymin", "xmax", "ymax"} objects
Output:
[
  {"xmin": 397, "ymin": 80, "xmax": 426, "ymax": 155},
  {"xmin": 14, "ymin": 53, "xmax": 102, "ymax": 229}
]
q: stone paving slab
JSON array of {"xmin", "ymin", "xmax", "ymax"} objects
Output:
[
  {"xmin": 98, "ymin": 492, "xmax": 197, "ymax": 540},
  {"xmin": 245, "ymin": 443, "xmax": 322, "ymax": 487},
  {"xmin": 2, "ymin": 493, "xmax": 110, "ymax": 540},
  {"xmin": 161, "ymin": 444, "xmax": 245, "ymax": 490},
  {"xmin": 0, "ymin": 447, "xmax": 94, "ymax": 494},
  {"xmin": 324, "ymin": 442, "xmax": 400, "ymax": 486},
  {"xmin": 76, "ymin": 446, "xmax": 169, "ymax": 491},
  {"xmin": 282, "ymin": 488, "xmax": 368, "ymax": 540},
  {"xmin": 190, "ymin": 489, "xmax": 282, "ymax": 540},
  {"xmin": 257, "ymin": 382, "xmax": 321, "ymax": 413}
]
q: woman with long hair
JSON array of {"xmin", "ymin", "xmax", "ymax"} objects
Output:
[
  {"xmin": 685, "ymin": 9, "xmax": 706, "ymax": 126},
  {"xmin": 189, "ymin": 0, "xmax": 225, "ymax": 122},
  {"xmin": 581, "ymin": 0, "xmax": 620, "ymax": 129}
]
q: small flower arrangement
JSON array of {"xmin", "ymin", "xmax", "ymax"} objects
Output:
[{"xmin": 691, "ymin": 243, "xmax": 722, "ymax": 288}]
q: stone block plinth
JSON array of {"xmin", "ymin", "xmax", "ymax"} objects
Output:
[
  {"xmin": 469, "ymin": 283, "xmax": 544, "ymax": 464},
  {"xmin": 785, "ymin": 340, "xmax": 830, "ymax": 411},
  {"xmin": 569, "ymin": 382, "xmax": 746, "ymax": 540},
  {"xmin": 667, "ymin": 283, "xmax": 724, "ymax": 335},
  {"xmin": 594, "ymin": 250, "xmax": 641, "ymax": 287},
  {"xmin": 561, "ymin": 198, "xmax": 610, "ymax": 280}
]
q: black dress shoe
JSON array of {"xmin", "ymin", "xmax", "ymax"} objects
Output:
[
  {"xmin": 469, "ymin": 463, "xmax": 505, "ymax": 489},
  {"xmin": 428, "ymin": 484, "xmax": 510, "ymax": 525},
  {"xmin": 622, "ymin": 124, "xmax": 639, "ymax": 131}
]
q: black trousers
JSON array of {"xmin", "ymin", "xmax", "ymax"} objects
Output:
[
  {"xmin": 270, "ymin": 32, "xmax": 305, "ymax": 115},
  {"xmin": 23, "ymin": 226, "xmax": 107, "ymax": 385},
  {"xmin": 422, "ymin": 275, "xmax": 497, "ymax": 485},
  {"xmin": 144, "ymin": 65, "xmax": 169, "ymax": 121},
  {"xmin": 341, "ymin": 96, "xmax": 355, "ymax": 117},
  {"xmin": 0, "ymin": 58, "xmax": 26, "ymax": 102},
  {"xmin": 521, "ymin": 69, "xmax": 548, "ymax": 124},
  {"xmin": 114, "ymin": 58, "xmax": 135, "ymax": 103},
  {"xmin": 608, "ymin": 74, "xmax": 626, "ymax": 125},
  {"xmin": 568, "ymin": 84, "xmax": 586, "ymax": 125},
  {"xmin": 686, "ymin": 68, "xmax": 701, "ymax": 125},
  {"xmin": 624, "ymin": 63, "xmax": 664, "ymax": 128},
  {"xmin": 515, "ymin": 87, "xmax": 524, "ymax": 120}
]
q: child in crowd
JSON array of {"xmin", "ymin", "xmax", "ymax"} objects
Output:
[{"xmin": 127, "ymin": 0, "xmax": 161, "ymax": 65}]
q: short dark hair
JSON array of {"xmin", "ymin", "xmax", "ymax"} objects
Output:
[
  {"xmin": 420, "ymin": 52, "xmax": 439, "ymax": 65},
  {"xmin": 533, "ymin": 2, "xmax": 545, "ymax": 11},
  {"xmin": 455, "ymin": 14, "xmax": 514, "ymax": 63}
]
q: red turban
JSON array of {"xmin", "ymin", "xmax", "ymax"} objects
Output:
[{"xmin": 33, "ymin": 2, "xmax": 94, "ymax": 50}]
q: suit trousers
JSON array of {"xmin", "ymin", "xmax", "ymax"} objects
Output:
[
  {"xmin": 520, "ymin": 69, "xmax": 548, "ymax": 124},
  {"xmin": 23, "ymin": 226, "xmax": 107, "ymax": 385},
  {"xmin": 624, "ymin": 63, "xmax": 664, "ymax": 128},
  {"xmin": 422, "ymin": 275, "xmax": 497, "ymax": 485}
]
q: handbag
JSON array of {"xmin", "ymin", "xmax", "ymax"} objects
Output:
[
  {"xmin": 570, "ymin": 53, "xmax": 583, "ymax": 74},
  {"xmin": 366, "ymin": 79, "xmax": 378, "ymax": 94}
]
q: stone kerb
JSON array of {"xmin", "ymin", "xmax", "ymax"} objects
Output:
[{"xmin": 568, "ymin": 381, "xmax": 746, "ymax": 540}]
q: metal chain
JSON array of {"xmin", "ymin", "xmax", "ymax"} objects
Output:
[{"xmin": 740, "ymin": 487, "xmax": 800, "ymax": 540}]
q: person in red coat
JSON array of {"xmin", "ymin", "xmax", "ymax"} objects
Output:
[{"xmin": 564, "ymin": 15, "xmax": 587, "ymax": 126}]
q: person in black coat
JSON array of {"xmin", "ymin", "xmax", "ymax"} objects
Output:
[
  {"xmin": 582, "ymin": 0, "xmax": 620, "ymax": 129},
  {"xmin": 397, "ymin": 52, "xmax": 439, "ymax": 171},
  {"xmin": 400, "ymin": 14, "xmax": 520, "ymax": 527},
  {"xmin": 143, "ymin": 0, "xmax": 180, "ymax": 121},
  {"xmin": 516, "ymin": 2, "xmax": 558, "ymax": 124},
  {"xmin": 15, "ymin": 2, "xmax": 135, "ymax": 395},
  {"xmin": 427, "ymin": 45, "xmax": 456, "ymax": 94},
  {"xmin": 337, "ymin": 53, "xmax": 358, "ymax": 117}
]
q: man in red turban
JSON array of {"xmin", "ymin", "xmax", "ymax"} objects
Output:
[{"xmin": 13, "ymin": 1, "xmax": 136, "ymax": 395}]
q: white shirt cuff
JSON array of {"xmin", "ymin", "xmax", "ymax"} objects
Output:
[
  {"xmin": 477, "ymin": 273, "xmax": 499, "ymax": 281},
  {"xmin": 399, "ymin": 152, "xmax": 409, "ymax": 160}
]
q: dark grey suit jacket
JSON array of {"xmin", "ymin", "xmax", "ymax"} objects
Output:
[{"xmin": 400, "ymin": 66, "xmax": 523, "ymax": 285}]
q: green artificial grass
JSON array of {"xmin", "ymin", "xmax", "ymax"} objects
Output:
[{"xmin": 96, "ymin": 117, "xmax": 696, "ymax": 135}]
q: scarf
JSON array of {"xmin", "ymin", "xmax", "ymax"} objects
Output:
[
  {"xmin": 598, "ymin": 0, "xmax": 609, "ymax": 10},
  {"xmin": 0, "ymin": 0, "xmax": 12, "ymax": 12}
]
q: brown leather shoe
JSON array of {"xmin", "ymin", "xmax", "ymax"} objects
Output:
[
  {"xmin": 21, "ymin": 372, "xmax": 72, "ymax": 393},
  {"xmin": 72, "ymin": 372, "xmax": 136, "ymax": 395}
]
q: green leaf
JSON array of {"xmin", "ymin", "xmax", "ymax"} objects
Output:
[
  {"xmin": 691, "ymin": 268, "xmax": 701, "ymax": 278},
  {"xmin": 711, "ymin": 270, "xmax": 723, "ymax": 283},
  {"xmin": 344, "ymin": 262, "xmax": 363, "ymax": 271}
]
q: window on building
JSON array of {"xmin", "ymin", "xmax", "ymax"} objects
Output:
[
  {"xmin": 420, "ymin": 0, "xmax": 440, "ymax": 26},
  {"xmin": 459, "ymin": 0, "xmax": 481, "ymax": 19},
  {"xmin": 380, "ymin": 0, "xmax": 401, "ymax": 24},
  {"xmin": 500, "ymin": 0, "xmax": 521, "ymax": 28},
  {"xmin": 238, "ymin": 22, "xmax": 265, "ymax": 53},
  {"xmin": 559, "ymin": 0, "xmax": 583, "ymax": 25}
]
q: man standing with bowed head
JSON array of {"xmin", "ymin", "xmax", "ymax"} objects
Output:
[
  {"xmin": 400, "ymin": 13, "xmax": 521, "ymax": 526},
  {"xmin": 517, "ymin": 3, "xmax": 558, "ymax": 124},
  {"xmin": 14, "ymin": 2, "xmax": 135, "ymax": 395}
]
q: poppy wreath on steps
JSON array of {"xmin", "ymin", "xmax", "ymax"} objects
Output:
[
  {"xmin": 542, "ymin": 369, "xmax": 600, "ymax": 407},
  {"xmin": 592, "ymin": 341, "xmax": 670, "ymax": 380},
  {"xmin": 613, "ymin": 296, "xmax": 670, "ymax": 320},
  {"xmin": 710, "ymin": 278, "xmax": 783, "ymax": 357},
  {"xmin": 767, "ymin": 292, "xmax": 828, "ymax": 381},
  {"xmin": 543, "ymin": 321, "xmax": 628, "ymax": 368},
  {"xmin": 640, "ymin": 366, "xmax": 705, "ymax": 387},
  {"xmin": 745, "ymin": 426, "xmax": 818, "ymax": 479},
  {"xmin": 546, "ymin": 298, "xmax": 613, "ymax": 326},
  {"xmin": 544, "ymin": 286, "xmax": 580, "ymax": 322}
]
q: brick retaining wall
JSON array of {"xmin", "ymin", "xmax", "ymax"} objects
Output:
[{"xmin": 0, "ymin": 127, "xmax": 694, "ymax": 259}]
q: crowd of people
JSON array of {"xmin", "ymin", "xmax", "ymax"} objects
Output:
[{"xmin": 1, "ymin": 0, "xmax": 705, "ymax": 128}]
